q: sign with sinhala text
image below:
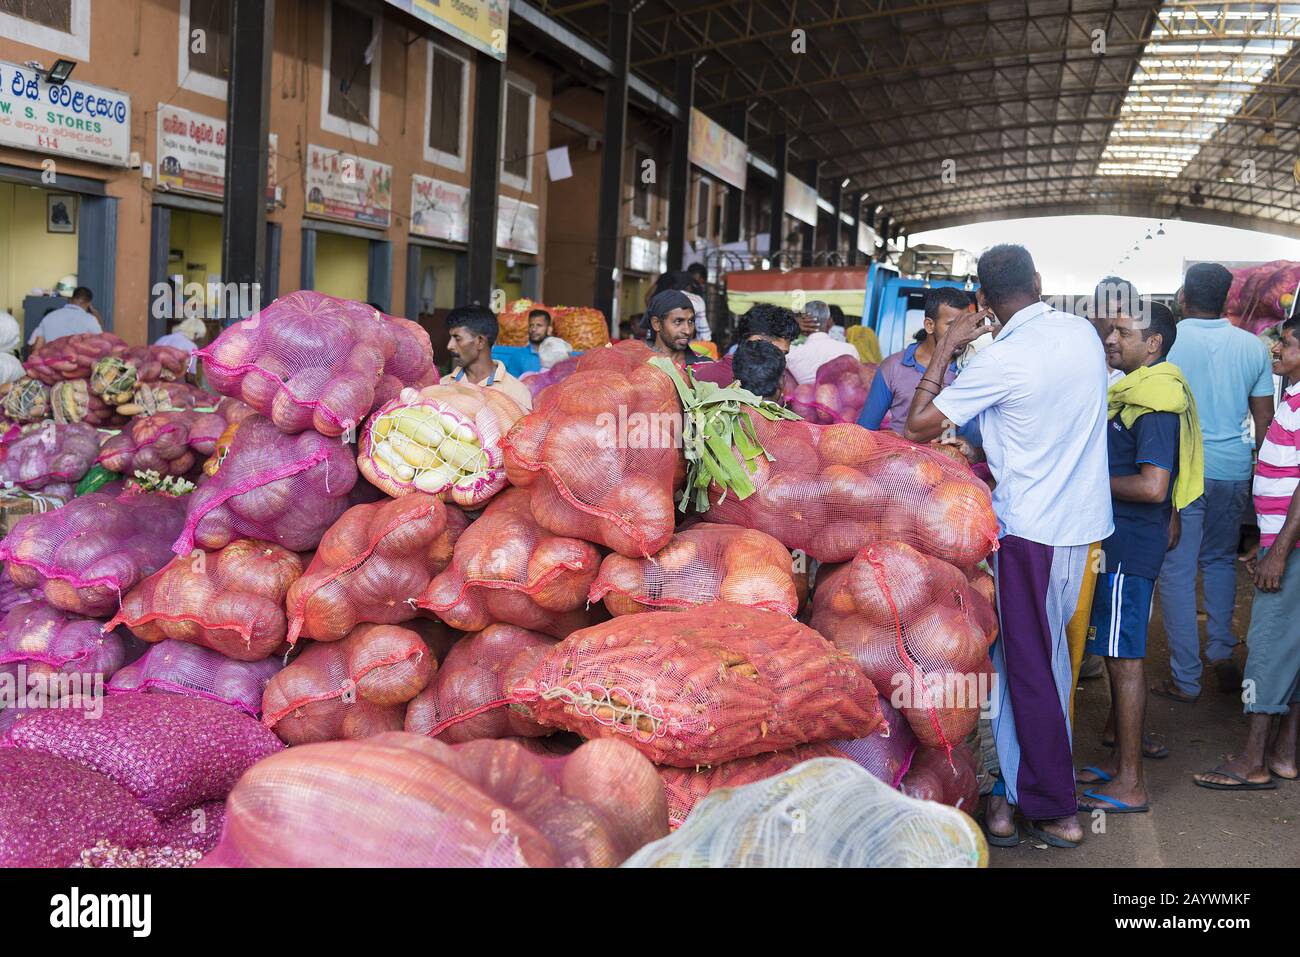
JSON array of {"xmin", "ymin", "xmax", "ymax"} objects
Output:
[
  {"xmin": 688, "ymin": 108, "xmax": 747, "ymax": 191},
  {"xmin": 305, "ymin": 144, "xmax": 393, "ymax": 228},
  {"xmin": 156, "ymin": 104, "xmax": 277, "ymax": 200},
  {"xmin": 410, "ymin": 174, "xmax": 469, "ymax": 243},
  {"xmin": 0, "ymin": 61, "xmax": 130, "ymax": 166},
  {"xmin": 384, "ymin": 0, "xmax": 508, "ymax": 61}
]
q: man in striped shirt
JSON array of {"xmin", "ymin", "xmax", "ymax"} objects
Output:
[{"xmin": 1194, "ymin": 316, "xmax": 1300, "ymax": 791}]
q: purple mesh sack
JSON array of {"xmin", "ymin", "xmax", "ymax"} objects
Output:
[
  {"xmin": 0, "ymin": 567, "xmax": 38, "ymax": 614},
  {"xmin": 829, "ymin": 698, "xmax": 918, "ymax": 789},
  {"xmin": 174, "ymin": 413, "xmax": 357, "ymax": 554},
  {"xmin": 3, "ymin": 693, "xmax": 284, "ymax": 818},
  {"xmin": 0, "ymin": 421, "xmax": 100, "ymax": 490},
  {"xmin": 0, "ymin": 749, "xmax": 165, "ymax": 867},
  {"xmin": 108, "ymin": 640, "xmax": 282, "ymax": 717},
  {"xmin": 0, "ymin": 600, "xmax": 129, "ymax": 686},
  {"xmin": 157, "ymin": 800, "xmax": 225, "ymax": 855},
  {"xmin": 196, "ymin": 291, "xmax": 437, "ymax": 436},
  {"xmin": 0, "ymin": 490, "xmax": 189, "ymax": 617}
]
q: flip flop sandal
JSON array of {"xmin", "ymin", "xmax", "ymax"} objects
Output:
[
  {"xmin": 1076, "ymin": 765, "xmax": 1112, "ymax": 784},
  {"xmin": 1078, "ymin": 790, "xmax": 1149, "ymax": 814},
  {"xmin": 1100, "ymin": 735, "xmax": 1170, "ymax": 759},
  {"xmin": 1022, "ymin": 820, "xmax": 1081, "ymax": 849},
  {"xmin": 1193, "ymin": 769, "xmax": 1277, "ymax": 791},
  {"xmin": 1150, "ymin": 679, "xmax": 1199, "ymax": 704}
]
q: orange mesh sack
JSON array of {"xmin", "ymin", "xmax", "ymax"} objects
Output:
[
  {"xmin": 357, "ymin": 382, "xmax": 524, "ymax": 507},
  {"xmin": 105, "ymin": 540, "xmax": 305, "ymax": 662},
  {"xmin": 589, "ymin": 525, "xmax": 800, "ymax": 617},
  {"xmin": 503, "ymin": 348, "xmax": 683, "ymax": 558},
  {"xmin": 658, "ymin": 743, "xmax": 849, "ymax": 829},
  {"xmin": 497, "ymin": 299, "xmax": 538, "ymax": 347},
  {"xmin": 702, "ymin": 414, "xmax": 998, "ymax": 566},
  {"xmin": 205, "ymin": 733, "xmax": 668, "ymax": 867},
  {"xmin": 285, "ymin": 494, "xmax": 468, "ymax": 644},
  {"xmin": 810, "ymin": 541, "xmax": 997, "ymax": 753},
  {"xmin": 405, "ymin": 623, "xmax": 558, "ymax": 741},
  {"xmin": 261, "ymin": 621, "xmax": 451, "ymax": 745},
  {"xmin": 442, "ymin": 603, "xmax": 885, "ymax": 767},
  {"xmin": 551, "ymin": 305, "xmax": 609, "ymax": 351},
  {"xmin": 416, "ymin": 487, "xmax": 604, "ymax": 637}
]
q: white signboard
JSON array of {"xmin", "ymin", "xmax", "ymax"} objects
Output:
[
  {"xmin": 785, "ymin": 173, "xmax": 819, "ymax": 227},
  {"xmin": 496, "ymin": 195, "xmax": 539, "ymax": 254},
  {"xmin": 156, "ymin": 104, "xmax": 277, "ymax": 200},
  {"xmin": 410, "ymin": 174, "xmax": 469, "ymax": 243},
  {"xmin": 857, "ymin": 220, "xmax": 880, "ymax": 254},
  {"xmin": 305, "ymin": 144, "xmax": 392, "ymax": 228},
  {"xmin": 626, "ymin": 235, "xmax": 664, "ymax": 274},
  {"xmin": 0, "ymin": 61, "xmax": 130, "ymax": 167}
]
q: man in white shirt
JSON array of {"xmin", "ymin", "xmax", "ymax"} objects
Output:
[
  {"xmin": 28, "ymin": 286, "xmax": 102, "ymax": 350},
  {"xmin": 906, "ymin": 244, "xmax": 1113, "ymax": 850},
  {"xmin": 784, "ymin": 300, "xmax": 860, "ymax": 385}
]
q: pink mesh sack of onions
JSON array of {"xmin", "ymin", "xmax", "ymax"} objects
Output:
[
  {"xmin": 0, "ymin": 600, "xmax": 130, "ymax": 688},
  {"xmin": 97, "ymin": 409, "xmax": 227, "ymax": 479},
  {"xmin": 0, "ymin": 489, "xmax": 190, "ymax": 617},
  {"xmin": 0, "ymin": 567, "xmax": 37, "ymax": 614},
  {"xmin": 828, "ymin": 696, "xmax": 918, "ymax": 790},
  {"xmin": 0, "ymin": 421, "xmax": 100, "ymax": 490},
  {"xmin": 783, "ymin": 353, "xmax": 877, "ymax": 424},
  {"xmin": 107, "ymin": 639, "xmax": 283, "ymax": 717},
  {"xmin": 702, "ymin": 415, "xmax": 999, "ymax": 566},
  {"xmin": 203, "ymin": 733, "xmax": 668, "ymax": 867},
  {"xmin": 173, "ymin": 413, "xmax": 358, "ymax": 554},
  {"xmin": 196, "ymin": 290, "xmax": 437, "ymax": 436}
]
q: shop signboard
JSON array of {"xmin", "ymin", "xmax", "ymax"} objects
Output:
[
  {"xmin": 626, "ymin": 235, "xmax": 665, "ymax": 274},
  {"xmin": 156, "ymin": 104, "xmax": 277, "ymax": 200},
  {"xmin": 305, "ymin": 144, "xmax": 392, "ymax": 228},
  {"xmin": 785, "ymin": 174, "xmax": 819, "ymax": 227},
  {"xmin": 0, "ymin": 61, "xmax": 130, "ymax": 167},
  {"xmin": 496, "ymin": 194, "xmax": 539, "ymax": 254},
  {"xmin": 688, "ymin": 108, "xmax": 747, "ymax": 191},
  {"xmin": 410, "ymin": 174, "xmax": 469, "ymax": 243},
  {"xmin": 384, "ymin": 0, "xmax": 508, "ymax": 61}
]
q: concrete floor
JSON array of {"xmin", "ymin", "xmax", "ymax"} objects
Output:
[{"xmin": 989, "ymin": 559, "xmax": 1300, "ymax": 867}]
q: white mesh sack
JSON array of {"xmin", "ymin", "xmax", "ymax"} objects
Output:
[{"xmin": 621, "ymin": 758, "xmax": 987, "ymax": 869}]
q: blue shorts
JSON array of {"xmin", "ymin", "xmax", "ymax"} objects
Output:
[{"xmin": 1086, "ymin": 569, "xmax": 1155, "ymax": 659}]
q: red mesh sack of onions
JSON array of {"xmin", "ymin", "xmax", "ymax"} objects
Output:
[
  {"xmin": 588, "ymin": 525, "xmax": 803, "ymax": 617},
  {"xmin": 204, "ymin": 733, "xmax": 668, "ymax": 867},
  {"xmin": 24, "ymin": 332, "xmax": 130, "ymax": 385},
  {"xmin": 107, "ymin": 639, "xmax": 283, "ymax": 718},
  {"xmin": 900, "ymin": 741, "xmax": 980, "ymax": 812},
  {"xmin": 0, "ymin": 420, "xmax": 100, "ymax": 490},
  {"xmin": 416, "ymin": 486, "xmax": 604, "ymax": 638},
  {"xmin": 96, "ymin": 409, "xmax": 228, "ymax": 479},
  {"xmin": 405, "ymin": 623, "xmax": 558, "ymax": 742},
  {"xmin": 172, "ymin": 413, "xmax": 358, "ymax": 555},
  {"xmin": 0, "ymin": 489, "xmax": 189, "ymax": 617},
  {"xmin": 105, "ymin": 539, "xmax": 306, "ymax": 662},
  {"xmin": 431, "ymin": 602, "xmax": 885, "ymax": 767},
  {"xmin": 3, "ymin": 693, "xmax": 283, "ymax": 819},
  {"xmin": 702, "ymin": 414, "xmax": 998, "ymax": 566},
  {"xmin": 810, "ymin": 541, "xmax": 998, "ymax": 754},
  {"xmin": 261, "ymin": 620, "xmax": 453, "ymax": 745},
  {"xmin": 358, "ymin": 382, "xmax": 524, "ymax": 508},
  {"xmin": 286, "ymin": 493, "xmax": 467, "ymax": 644},
  {"xmin": 503, "ymin": 346, "xmax": 684, "ymax": 558},
  {"xmin": 195, "ymin": 291, "xmax": 437, "ymax": 436},
  {"xmin": 0, "ymin": 599, "xmax": 130, "ymax": 687},
  {"xmin": 783, "ymin": 353, "xmax": 878, "ymax": 424}
]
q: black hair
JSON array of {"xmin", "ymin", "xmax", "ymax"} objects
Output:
[
  {"xmin": 71, "ymin": 286, "xmax": 93, "ymax": 302},
  {"xmin": 687, "ymin": 263, "xmax": 707, "ymax": 280},
  {"xmin": 1182, "ymin": 263, "xmax": 1233, "ymax": 317},
  {"xmin": 976, "ymin": 244, "xmax": 1036, "ymax": 308},
  {"xmin": 528, "ymin": 308, "xmax": 551, "ymax": 322},
  {"xmin": 829, "ymin": 304, "xmax": 848, "ymax": 327},
  {"xmin": 1281, "ymin": 314, "xmax": 1300, "ymax": 336},
  {"xmin": 732, "ymin": 338, "xmax": 787, "ymax": 399},
  {"xmin": 651, "ymin": 270, "xmax": 697, "ymax": 297},
  {"xmin": 924, "ymin": 286, "xmax": 974, "ymax": 322},
  {"xmin": 1093, "ymin": 276, "xmax": 1141, "ymax": 319},
  {"xmin": 446, "ymin": 304, "xmax": 499, "ymax": 346},
  {"xmin": 737, "ymin": 303, "xmax": 800, "ymax": 343},
  {"xmin": 1142, "ymin": 301, "xmax": 1178, "ymax": 360}
]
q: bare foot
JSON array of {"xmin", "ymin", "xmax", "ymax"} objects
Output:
[
  {"xmin": 1077, "ymin": 777, "xmax": 1148, "ymax": 811},
  {"xmin": 985, "ymin": 794, "xmax": 1016, "ymax": 839},
  {"xmin": 1030, "ymin": 815, "xmax": 1083, "ymax": 846},
  {"xmin": 1266, "ymin": 751, "xmax": 1298, "ymax": 780},
  {"xmin": 1193, "ymin": 753, "xmax": 1270, "ymax": 788}
]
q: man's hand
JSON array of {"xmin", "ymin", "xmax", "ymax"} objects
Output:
[
  {"xmin": 935, "ymin": 308, "xmax": 995, "ymax": 362},
  {"xmin": 1241, "ymin": 542, "xmax": 1260, "ymax": 576},
  {"xmin": 1254, "ymin": 546, "xmax": 1288, "ymax": 592},
  {"xmin": 1167, "ymin": 510, "xmax": 1181, "ymax": 552},
  {"xmin": 796, "ymin": 313, "xmax": 820, "ymax": 336},
  {"xmin": 934, "ymin": 432, "xmax": 983, "ymax": 464}
]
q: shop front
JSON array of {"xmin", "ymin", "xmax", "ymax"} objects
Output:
[{"xmin": 407, "ymin": 173, "xmax": 468, "ymax": 366}]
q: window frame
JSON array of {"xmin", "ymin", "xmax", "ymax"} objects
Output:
[
  {"xmin": 177, "ymin": 0, "xmax": 230, "ymax": 100},
  {"xmin": 319, "ymin": 0, "xmax": 382, "ymax": 146},
  {"xmin": 0, "ymin": 0, "xmax": 90, "ymax": 61},
  {"xmin": 499, "ymin": 72, "xmax": 536, "ymax": 194},
  {"xmin": 629, "ymin": 144, "xmax": 653, "ymax": 227},
  {"xmin": 693, "ymin": 174, "xmax": 714, "ymax": 243},
  {"xmin": 422, "ymin": 40, "xmax": 469, "ymax": 172}
]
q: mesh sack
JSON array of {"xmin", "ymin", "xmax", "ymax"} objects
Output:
[
  {"xmin": 49, "ymin": 379, "xmax": 128, "ymax": 428},
  {"xmin": 106, "ymin": 539, "xmax": 305, "ymax": 662},
  {"xmin": 0, "ymin": 749, "xmax": 165, "ymax": 867},
  {"xmin": 286, "ymin": 493, "xmax": 467, "ymax": 643},
  {"xmin": 623, "ymin": 757, "xmax": 986, "ymax": 868},
  {"xmin": 1225, "ymin": 260, "xmax": 1300, "ymax": 335},
  {"xmin": 261, "ymin": 621, "xmax": 449, "ymax": 744},
  {"xmin": 810, "ymin": 542, "xmax": 997, "ymax": 753},
  {"xmin": 523, "ymin": 354, "xmax": 579, "ymax": 401},
  {"xmin": 0, "ymin": 421, "xmax": 100, "ymax": 490},
  {"xmin": 589, "ymin": 525, "xmax": 801, "ymax": 617},
  {"xmin": 503, "ymin": 347, "xmax": 683, "ymax": 558},
  {"xmin": 901, "ymin": 741, "xmax": 980, "ymax": 813},
  {"xmin": 97, "ymin": 409, "xmax": 228, "ymax": 479},
  {"xmin": 702, "ymin": 414, "xmax": 998, "ymax": 566},
  {"xmin": 108, "ymin": 639, "xmax": 283, "ymax": 716},
  {"xmin": 459, "ymin": 603, "xmax": 884, "ymax": 767},
  {"xmin": 208, "ymin": 733, "xmax": 668, "ymax": 867},
  {"xmin": 497, "ymin": 299, "xmax": 536, "ymax": 346},
  {"xmin": 0, "ymin": 599, "xmax": 128, "ymax": 685},
  {"xmin": 195, "ymin": 291, "xmax": 437, "ymax": 436},
  {"xmin": 658, "ymin": 743, "xmax": 850, "ymax": 829},
  {"xmin": 417, "ymin": 486, "xmax": 604, "ymax": 637},
  {"xmin": 784, "ymin": 354, "xmax": 878, "ymax": 424},
  {"xmin": 3, "ymin": 693, "xmax": 284, "ymax": 818},
  {"xmin": 0, "ymin": 567, "xmax": 38, "ymax": 614},
  {"xmin": 156, "ymin": 800, "xmax": 225, "ymax": 856},
  {"xmin": 0, "ymin": 489, "xmax": 190, "ymax": 616},
  {"xmin": 1, "ymin": 376, "xmax": 50, "ymax": 422},
  {"xmin": 358, "ymin": 382, "xmax": 524, "ymax": 507},
  {"xmin": 829, "ymin": 696, "xmax": 918, "ymax": 789},
  {"xmin": 173, "ymin": 413, "xmax": 357, "ymax": 554},
  {"xmin": 405, "ymin": 623, "xmax": 558, "ymax": 742},
  {"xmin": 551, "ymin": 305, "xmax": 610, "ymax": 351},
  {"xmin": 24, "ymin": 332, "xmax": 130, "ymax": 385}
]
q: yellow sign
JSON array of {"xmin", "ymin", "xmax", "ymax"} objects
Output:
[
  {"xmin": 386, "ymin": 0, "xmax": 508, "ymax": 61},
  {"xmin": 689, "ymin": 108, "xmax": 747, "ymax": 191}
]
